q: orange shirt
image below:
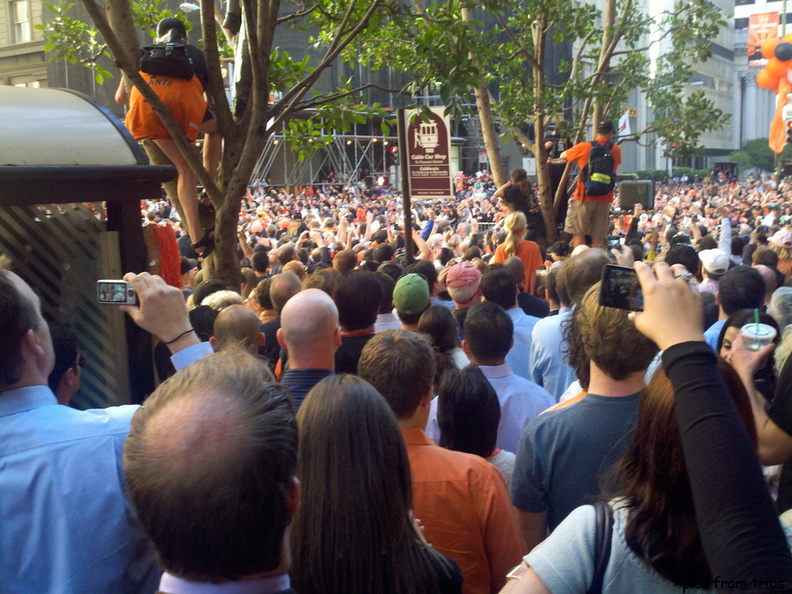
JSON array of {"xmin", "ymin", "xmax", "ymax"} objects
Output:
[
  {"xmin": 492, "ymin": 240, "xmax": 543, "ymax": 293},
  {"xmin": 403, "ymin": 428, "xmax": 527, "ymax": 594},
  {"xmin": 125, "ymin": 72, "xmax": 206, "ymax": 142},
  {"xmin": 565, "ymin": 136, "xmax": 622, "ymax": 203}
]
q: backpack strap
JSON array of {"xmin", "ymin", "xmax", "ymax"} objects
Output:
[{"xmin": 586, "ymin": 501, "xmax": 614, "ymax": 594}]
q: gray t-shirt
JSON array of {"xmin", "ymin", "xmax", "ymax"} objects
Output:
[{"xmin": 511, "ymin": 392, "xmax": 641, "ymax": 530}]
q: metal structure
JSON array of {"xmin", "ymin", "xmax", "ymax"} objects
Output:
[{"xmin": 249, "ymin": 132, "xmax": 400, "ymax": 188}]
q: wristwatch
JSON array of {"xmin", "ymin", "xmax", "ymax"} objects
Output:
[{"xmin": 506, "ymin": 562, "xmax": 529, "ymax": 580}]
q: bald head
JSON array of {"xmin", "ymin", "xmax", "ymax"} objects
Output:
[
  {"xmin": 754, "ymin": 264, "xmax": 778, "ymax": 305},
  {"xmin": 503, "ymin": 256, "xmax": 525, "ymax": 285},
  {"xmin": 278, "ymin": 288, "xmax": 340, "ymax": 368},
  {"xmin": 212, "ymin": 304, "xmax": 263, "ymax": 354}
]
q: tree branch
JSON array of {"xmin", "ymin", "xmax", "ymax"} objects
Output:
[
  {"xmin": 493, "ymin": 11, "xmax": 541, "ymax": 72},
  {"xmin": 277, "ymin": 3, "xmax": 319, "ymax": 23}
]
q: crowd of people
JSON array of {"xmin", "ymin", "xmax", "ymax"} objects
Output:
[{"xmin": 10, "ymin": 162, "xmax": 792, "ymax": 592}]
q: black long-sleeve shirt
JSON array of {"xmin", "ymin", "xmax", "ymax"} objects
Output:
[{"xmin": 663, "ymin": 342, "xmax": 792, "ymax": 587}]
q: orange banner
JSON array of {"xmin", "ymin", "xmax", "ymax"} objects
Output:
[{"xmin": 749, "ymin": 12, "xmax": 779, "ymax": 68}]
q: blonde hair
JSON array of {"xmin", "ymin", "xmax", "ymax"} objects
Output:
[
  {"xmin": 770, "ymin": 242, "xmax": 792, "ymax": 261},
  {"xmin": 503, "ymin": 211, "xmax": 527, "ymax": 258}
]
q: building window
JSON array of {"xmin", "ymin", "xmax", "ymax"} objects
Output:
[{"xmin": 10, "ymin": 0, "xmax": 32, "ymax": 44}]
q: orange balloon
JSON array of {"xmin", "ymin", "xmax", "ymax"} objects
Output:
[
  {"xmin": 766, "ymin": 58, "xmax": 788, "ymax": 77},
  {"xmin": 784, "ymin": 33, "xmax": 792, "ymax": 44},
  {"xmin": 757, "ymin": 69, "xmax": 780, "ymax": 90},
  {"xmin": 763, "ymin": 38, "xmax": 782, "ymax": 59}
]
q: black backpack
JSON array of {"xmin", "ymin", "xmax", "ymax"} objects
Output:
[
  {"xmin": 581, "ymin": 141, "xmax": 615, "ymax": 198},
  {"xmin": 140, "ymin": 30, "xmax": 195, "ymax": 81}
]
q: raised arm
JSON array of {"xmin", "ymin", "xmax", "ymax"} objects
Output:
[{"xmin": 633, "ymin": 261, "xmax": 792, "ymax": 583}]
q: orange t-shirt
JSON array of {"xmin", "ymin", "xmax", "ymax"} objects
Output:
[
  {"xmin": 492, "ymin": 240, "xmax": 543, "ymax": 292},
  {"xmin": 565, "ymin": 136, "xmax": 622, "ymax": 203},
  {"xmin": 126, "ymin": 72, "xmax": 206, "ymax": 142},
  {"xmin": 403, "ymin": 428, "xmax": 527, "ymax": 594}
]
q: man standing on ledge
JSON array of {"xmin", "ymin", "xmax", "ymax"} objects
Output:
[{"xmin": 552, "ymin": 121, "xmax": 621, "ymax": 248}]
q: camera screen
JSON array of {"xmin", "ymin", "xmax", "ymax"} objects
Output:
[
  {"xmin": 98, "ymin": 282, "xmax": 129, "ymax": 303},
  {"xmin": 600, "ymin": 265, "xmax": 643, "ymax": 311}
]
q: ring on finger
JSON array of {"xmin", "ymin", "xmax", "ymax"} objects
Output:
[{"xmin": 674, "ymin": 271, "xmax": 694, "ymax": 282}]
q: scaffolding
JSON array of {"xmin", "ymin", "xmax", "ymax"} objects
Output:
[{"xmin": 249, "ymin": 132, "xmax": 399, "ymax": 187}]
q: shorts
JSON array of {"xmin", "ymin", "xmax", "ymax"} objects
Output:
[
  {"xmin": 126, "ymin": 73, "xmax": 207, "ymax": 142},
  {"xmin": 564, "ymin": 199, "xmax": 611, "ymax": 239}
]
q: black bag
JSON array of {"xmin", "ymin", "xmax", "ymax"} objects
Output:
[
  {"xmin": 140, "ymin": 33, "xmax": 194, "ymax": 81},
  {"xmin": 582, "ymin": 141, "xmax": 615, "ymax": 198}
]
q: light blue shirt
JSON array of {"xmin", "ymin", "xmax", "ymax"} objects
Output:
[
  {"xmin": 479, "ymin": 363, "xmax": 555, "ymax": 454},
  {"xmin": 0, "ymin": 342, "xmax": 211, "ymax": 593},
  {"xmin": 0, "ymin": 386, "xmax": 155, "ymax": 593},
  {"xmin": 425, "ymin": 361, "xmax": 554, "ymax": 455},
  {"xmin": 526, "ymin": 500, "xmax": 715, "ymax": 593},
  {"xmin": 704, "ymin": 319, "xmax": 726, "ymax": 352},
  {"xmin": 505, "ymin": 307, "xmax": 540, "ymax": 381},
  {"xmin": 529, "ymin": 308, "xmax": 576, "ymax": 401}
]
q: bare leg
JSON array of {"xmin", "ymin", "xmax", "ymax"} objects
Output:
[
  {"xmin": 591, "ymin": 236, "xmax": 603, "ymax": 247},
  {"xmin": 200, "ymin": 118, "xmax": 222, "ymax": 182},
  {"xmin": 153, "ymin": 138, "xmax": 203, "ymax": 248},
  {"xmin": 572, "ymin": 234, "xmax": 586, "ymax": 247}
]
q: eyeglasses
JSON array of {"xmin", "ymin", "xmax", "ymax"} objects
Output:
[{"xmin": 75, "ymin": 354, "xmax": 86, "ymax": 368}]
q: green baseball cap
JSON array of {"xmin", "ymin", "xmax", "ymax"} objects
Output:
[{"xmin": 393, "ymin": 273, "xmax": 430, "ymax": 315}]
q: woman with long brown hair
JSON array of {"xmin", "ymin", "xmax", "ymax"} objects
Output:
[
  {"xmin": 292, "ymin": 374, "xmax": 461, "ymax": 594},
  {"xmin": 501, "ymin": 361, "xmax": 758, "ymax": 593}
]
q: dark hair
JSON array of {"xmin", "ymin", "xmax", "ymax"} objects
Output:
[
  {"xmin": 417, "ymin": 305, "xmax": 460, "ymax": 385},
  {"xmin": 545, "ymin": 267, "xmax": 560, "ymax": 305},
  {"xmin": 753, "ymin": 245, "xmax": 779, "ymax": 268},
  {"xmin": 731, "ymin": 236, "xmax": 745, "ymax": 257},
  {"xmin": 293, "ymin": 374, "xmax": 455, "ymax": 593},
  {"xmin": 437, "ymin": 367, "xmax": 500, "ymax": 457},
  {"xmin": 665, "ymin": 244, "xmax": 700, "ymax": 276},
  {"xmin": 611, "ymin": 361, "xmax": 755, "ymax": 589},
  {"xmin": 696, "ymin": 235, "xmax": 717, "ymax": 251},
  {"xmin": 373, "ymin": 244, "xmax": 395, "ymax": 263},
  {"xmin": 480, "ymin": 268, "xmax": 518, "ymax": 309},
  {"xmin": 252, "ymin": 277, "xmax": 274, "ymax": 310},
  {"xmin": 124, "ymin": 350, "xmax": 296, "ymax": 581},
  {"xmin": 463, "ymin": 302, "xmax": 513, "ymax": 362},
  {"xmin": 597, "ymin": 121, "xmax": 615, "ymax": 134},
  {"xmin": 189, "ymin": 306, "xmax": 218, "ymax": 342},
  {"xmin": 406, "ymin": 260, "xmax": 438, "ymax": 289},
  {"xmin": 192, "ymin": 280, "xmax": 226, "ymax": 307},
  {"xmin": 719, "ymin": 266, "xmax": 764, "ymax": 316},
  {"xmin": 374, "ymin": 272, "xmax": 396, "ymax": 314},
  {"xmin": 358, "ymin": 329, "xmax": 435, "ymax": 419},
  {"xmin": 156, "ymin": 16, "xmax": 187, "ymax": 39},
  {"xmin": 252, "ymin": 251, "xmax": 269, "ymax": 274},
  {"xmin": 377, "ymin": 261, "xmax": 404, "ymax": 283},
  {"xmin": 0, "ymin": 269, "xmax": 40, "ymax": 391},
  {"xmin": 717, "ymin": 309, "xmax": 779, "ymax": 400},
  {"xmin": 334, "ymin": 270, "xmax": 382, "ymax": 331},
  {"xmin": 47, "ymin": 321, "xmax": 78, "ymax": 393}
]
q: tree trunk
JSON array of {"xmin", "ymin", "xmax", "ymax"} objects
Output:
[
  {"xmin": 473, "ymin": 81, "xmax": 507, "ymax": 187},
  {"xmin": 461, "ymin": 6, "xmax": 507, "ymax": 187}
]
